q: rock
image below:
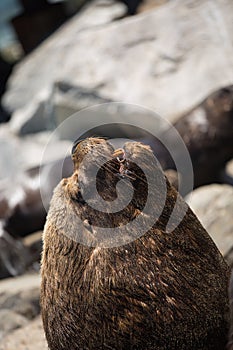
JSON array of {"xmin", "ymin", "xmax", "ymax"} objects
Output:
[
  {"xmin": 51, "ymin": 81, "xmax": 113, "ymax": 127},
  {"xmin": 0, "ymin": 274, "xmax": 40, "ymax": 340},
  {"xmin": 9, "ymin": 89, "xmax": 51, "ymax": 135},
  {"xmin": 0, "ymin": 230, "xmax": 41, "ymax": 279},
  {"xmin": 119, "ymin": 0, "xmax": 143, "ymax": 15},
  {"xmin": 0, "ymin": 131, "xmax": 18, "ymax": 180},
  {"xmin": 187, "ymin": 184, "xmax": 233, "ymax": 258},
  {"xmin": 0, "ymin": 309, "xmax": 28, "ymax": 339},
  {"xmin": 0, "ymin": 105, "xmax": 10, "ymax": 124},
  {"xmin": 0, "ymin": 288, "xmax": 40, "ymax": 320},
  {"xmin": 0, "ymin": 316, "xmax": 46, "ymax": 350},
  {"xmin": 65, "ymin": 0, "xmax": 90, "ymax": 16},
  {"xmin": 0, "ymin": 125, "xmax": 72, "ymax": 180},
  {"xmin": 0, "ymin": 53, "xmax": 13, "ymax": 98},
  {"xmin": 0, "ymin": 273, "xmax": 40, "ymax": 294},
  {"xmin": 138, "ymin": 0, "xmax": 169, "ymax": 14},
  {"xmin": 9, "ymin": 81, "xmax": 113, "ymax": 136},
  {"xmin": 0, "ymin": 154, "xmax": 73, "ymax": 240},
  {"xmin": 0, "ymin": 52, "xmax": 14, "ymax": 123},
  {"xmin": 3, "ymin": 0, "xmax": 233, "ymax": 122},
  {"xmin": 0, "ymin": 230, "xmax": 30, "ymax": 279},
  {"xmin": 2, "ymin": 0, "xmax": 125, "ymax": 113}
]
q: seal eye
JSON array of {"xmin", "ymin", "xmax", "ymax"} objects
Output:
[{"xmin": 71, "ymin": 139, "xmax": 83, "ymax": 155}]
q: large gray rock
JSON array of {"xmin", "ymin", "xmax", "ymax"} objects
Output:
[
  {"xmin": 9, "ymin": 81, "xmax": 113, "ymax": 135},
  {"xmin": 0, "ymin": 125, "xmax": 72, "ymax": 179},
  {"xmin": 51, "ymin": 81, "xmax": 113, "ymax": 127},
  {"xmin": 3, "ymin": 0, "xmax": 233, "ymax": 122},
  {"xmin": 187, "ymin": 184, "xmax": 233, "ymax": 258},
  {"xmin": 9, "ymin": 90, "xmax": 50, "ymax": 135}
]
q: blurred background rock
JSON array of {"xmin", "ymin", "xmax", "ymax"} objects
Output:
[{"xmin": 0, "ymin": 0, "xmax": 232, "ymax": 348}]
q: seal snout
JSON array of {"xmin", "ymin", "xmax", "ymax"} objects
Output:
[{"xmin": 112, "ymin": 148, "xmax": 126, "ymax": 162}]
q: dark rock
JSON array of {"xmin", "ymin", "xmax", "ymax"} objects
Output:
[
  {"xmin": 0, "ymin": 55, "xmax": 13, "ymax": 99},
  {"xmin": 0, "ymin": 230, "xmax": 30, "ymax": 279},
  {"xmin": 0, "ymin": 105, "xmax": 11, "ymax": 124},
  {"xmin": 0, "ymin": 54, "xmax": 14, "ymax": 124},
  {"xmin": 9, "ymin": 81, "xmax": 112, "ymax": 136},
  {"xmin": 119, "ymin": 0, "xmax": 143, "ymax": 15},
  {"xmin": 0, "ymin": 157, "xmax": 72, "ymax": 279},
  {"xmin": 0, "ymin": 156, "xmax": 72, "ymax": 239}
]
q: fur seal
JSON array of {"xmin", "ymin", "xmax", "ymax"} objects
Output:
[
  {"xmin": 169, "ymin": 85, "xmax": 233, "ymax": 188},
  {"xmin": 41, "ymin": 137, "xmax": 229, "ymax": 350}
]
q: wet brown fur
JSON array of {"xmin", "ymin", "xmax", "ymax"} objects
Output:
[{"xmin": 41, "ymin": 138, "xmax": 230, "ymax": 350}]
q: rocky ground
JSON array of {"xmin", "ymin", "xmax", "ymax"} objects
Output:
[
  {"xmin": 0, "ymin": 317, "xmax": 46, "ymax": 350},
  {"xmin": 0, "ymin": 0, "xmax": 232, "ymax": 348},
  {"xmin": 0, "ymin": 274, "xmax": 45, "ymax": 349}
]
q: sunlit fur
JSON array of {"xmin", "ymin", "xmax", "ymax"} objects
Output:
[{"xmin": 41, "ymin": 138, "xmax": 230, "ymax": 350}]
